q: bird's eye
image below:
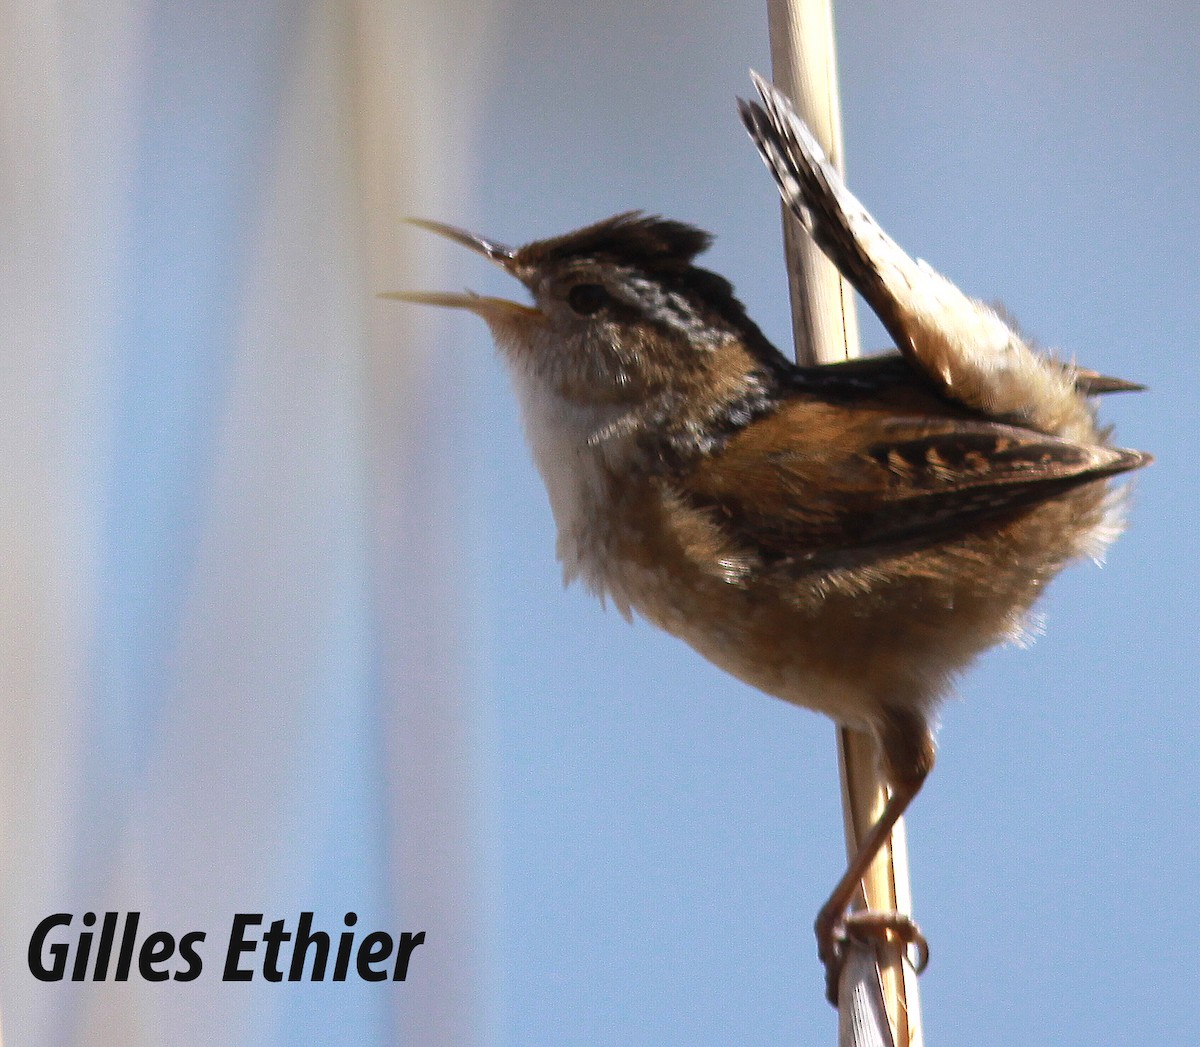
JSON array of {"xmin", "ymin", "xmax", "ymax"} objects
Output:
[{"xmin": 566, "ymin": 283, "xmax": 610, "ymax": 316}]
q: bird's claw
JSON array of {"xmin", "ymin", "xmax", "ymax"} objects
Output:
[{"xmin": 818, "ymin": 910, "xmax": 929, "ymax": 1006}]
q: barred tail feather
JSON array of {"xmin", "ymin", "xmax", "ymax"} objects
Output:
[{"xmin": 740, "ymin": 71, "xmax": 1095, "ymax": 441}]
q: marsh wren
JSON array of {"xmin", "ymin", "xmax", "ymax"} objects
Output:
[{"xmin": 390, "ymin": 74, "xmax": 1149, "ymax": 1003}]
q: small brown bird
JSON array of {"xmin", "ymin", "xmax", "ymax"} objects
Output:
[{"xmin": 390, "ymin": 74, "xmax": 1149, "ymax": 1003}]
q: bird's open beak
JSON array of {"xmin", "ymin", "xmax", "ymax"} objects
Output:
[
  {"xmin": 381, "ymin": 219, "xmax": 540, "ymax": 320},
  {"xmin": 404, "ymin": 219, "xmax": 515, "ymax": 265}
]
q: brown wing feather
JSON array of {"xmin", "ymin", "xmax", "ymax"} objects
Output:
[
  {"xmin": 1071, "ymin": 368, "xmax": 1146, "ymax": 395},
  {"xmin": 684, "ymin": 397, "xmax": 1147, "ymax": 565},
  {"xmin": 808, "ymin": 351, "xmax": 1146, "ymax": 397}
]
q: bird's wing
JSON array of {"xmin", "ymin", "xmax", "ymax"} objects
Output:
[
  {"xmin": 1070, "ymin": 367, "xmax": 1145, "ymax": 395},
  {"xmin": 684, "ymin": 397, "xmax": 1147, "ymax": 564},
  {"xmin": 794, "ymin": 352, "xmax": 1144, "ymax": 398},
  {"xmin": 739, "ymin": 73, "xmax": 1093, "ymax": 438}
]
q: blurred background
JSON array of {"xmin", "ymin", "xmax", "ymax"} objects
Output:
[{"xmin": 1, "ymin": 0, "xmax": 1195, "ymax": 1044}]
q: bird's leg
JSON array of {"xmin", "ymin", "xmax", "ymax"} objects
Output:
[
  {"xmin": 815, "ymin": 708, "xmax": 935, "ymax": 1005},
  {"xmin": 814, "ymin": 780, "xmax": 924, "ymax": 1002}
]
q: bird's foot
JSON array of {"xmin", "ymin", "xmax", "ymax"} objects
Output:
[{"xmin": 816, "ymin": 907, "xmax": 929, "ymax": 1006}]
